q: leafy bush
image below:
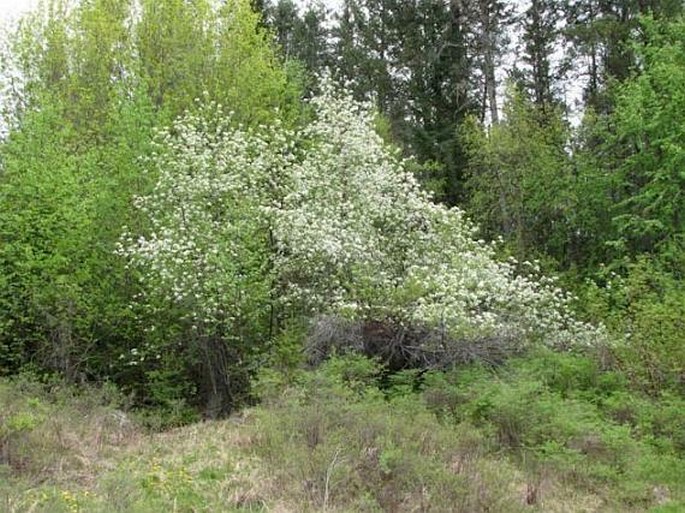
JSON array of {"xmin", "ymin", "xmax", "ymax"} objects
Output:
[
  {"xmin": 251, "ymin": 355, "xmax": 529, "ymax": 512},
  {"xmin": 417, "ymin": 351, "xmax": 685, "ymax": 508},
  {"xmin": 578, "ymin": 258, "xmax": 685, "ymax": 394},
  {"xmin": 0, "ymin": 0, "xmax": 298, "ymax": 413}
]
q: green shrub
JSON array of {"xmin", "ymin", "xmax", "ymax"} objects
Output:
[
  {"xmin": 577, "ymin": 258, "xmax": 685, "ymax": 394},
  {"xmin": 250, "ymin": 361, "xmax": 526, "ymax": 513},
  {"xmin": 415, "ymin": 351, "xmax": 684, "ymax": 508}
]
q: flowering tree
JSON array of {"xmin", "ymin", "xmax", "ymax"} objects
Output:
[{"xmin": 119, "ymin": 82, "xmax": 603, "ymax": 368}]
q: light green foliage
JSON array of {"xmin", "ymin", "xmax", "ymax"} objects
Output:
[
  {"xmin": 10, "ymin": 0, "xmax": 133, "ymax": 137},
  {"xmin": 136, "ymin": 0, "xmax": 297, "ymax": 124},
  {"xmin": 0, "ymin": 2, "xmax": 683, "ymax": 510},
  {"xmin": 419, "ymin": 351, "xmax": 685, "ymax": 509},
  {"xmin": 557, "ymin": 16, "xmax": 685, "ymax": 270},
  {"xmin": 0, "ymin": 86, "xmax": 156, "ymax": 379},
  {"xmin": 9, "ymin": 0, "xmax": 295, "ymax": 127},
  {"xmin": 560, "ymin": 16, "xmax": 685, "ymax": 431},
  {"xmin": 578, "ymin": 258, "xmax": 685, "ymax": 394},
  {"xmin": 0, "ymin": 106, "xmax": 102, "ymax": 377},
  {"xmin": 609, "ymin": 17, "xmax": 685, "ymax": 257},
  {"xmin": 0, "ymin": 0, "xmax": 298, "ymax": 409}
]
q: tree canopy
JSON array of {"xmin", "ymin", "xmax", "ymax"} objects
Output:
[{"xmin": 1, "ymin": 0, "xmax": 684, "ymax": 414}]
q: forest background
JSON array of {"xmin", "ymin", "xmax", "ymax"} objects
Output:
[{"xmin": 0, "ymin": 0, "xmax": 684, "ymax": 511}]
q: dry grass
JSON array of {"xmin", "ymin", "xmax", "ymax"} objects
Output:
[{"xmin": 1, "ymin": 364, "xmax": 682, "ymax": 513}]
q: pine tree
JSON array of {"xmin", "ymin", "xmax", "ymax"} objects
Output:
[
  {"xmin": 520, "ymin": 0, "xmax": 562, "ymax": 113},
  {"xmin": 563, "ymin": 0, "xmax": 683, "ymax": 113},
  {"xmin": 462, "ymin": 0, "xmax": 513, "ymax": 124}
]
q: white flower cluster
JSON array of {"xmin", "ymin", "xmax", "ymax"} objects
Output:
[
  {"xmin": 116, "ymin": 103, "xmax": 283, "ymax": 326},
  {"xmin": 118, "ymin": 82, "xmax": 604, "ymax": 348}
]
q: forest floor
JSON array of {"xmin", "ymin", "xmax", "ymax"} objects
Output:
[{"xmin": 1, "ymin": 352, "xmax": 684, "ymax": 512}]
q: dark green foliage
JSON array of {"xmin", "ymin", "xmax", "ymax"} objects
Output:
[
  {"xmin": 562, "ymin": 0, "xmax": 683, "ymax": 114},
  {"xmin": 264, "ymin": 0, "xmax": 331, "ymax": 83},
  {"xmin": 519, "ymin": 0, "xmax": 563, "ymax": 112},
  {"xmin": 463, "ymin": 88, "xmax": 577, "ymax": 267},
  {"xmin": 330, "ymin": 0, "xmax": 477, "ymax": 205},
  {"xmin": 462, "ymin": 16, "xmax": 685, "ymax": 408}
]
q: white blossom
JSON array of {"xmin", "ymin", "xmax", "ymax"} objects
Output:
[{"xmin": 118, "ymin": 81, "xmax": 605, "ymax": 349}]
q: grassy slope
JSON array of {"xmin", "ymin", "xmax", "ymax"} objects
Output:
[{"xmin": 1, "ymin": 352, "xmax": 684, "ymax": 513}]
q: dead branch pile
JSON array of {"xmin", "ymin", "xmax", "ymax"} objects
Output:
[{"xmin": 305, "ymin": 315, "xmax": 524, "ymax": 371}]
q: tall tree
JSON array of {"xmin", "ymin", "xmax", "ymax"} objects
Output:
[
  {"xmin": 608, "ymin": 17, "xmax": 685, "ymax": 260},
  {"xmin": 403, "ymin": 0, "xmax": 476, "ymax": 204},
  {"xmin": 331, "ymin": 0, "xmax": 396, "ymax": 111},
  {"xmin": 563, "ymin": 0, "xmax": 683, "ymax": 114},
  {"xmin": 330, "ymin": 0, "xmax": 478, "ymax": 204},
  {"xmin": 520, "ymin": 0, "xmax": 562, "ymax": 112},
  {"xmin": 268, "ymin": 0, "xmax": 300, "ymax": 61},
  {"xmin": 295, "ymin": 2, "xmax": 330, "ymax": 74},
  {"xmin": 264, "ymin": 0, "xmax": 330, "ymax": 82},
  {"xmin": 463, "ymin": 86, "xmax": 575, "ymax": 266},
  {"xmin": 462, "ymin": 0, "xmax": 513, "ymax": 124}
]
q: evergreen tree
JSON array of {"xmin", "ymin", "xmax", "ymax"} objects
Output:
[
  {"xmin": 268, "ymin": 0, "xmax": 300, "ymax": 61},
  {"xmin": 520, "ymin": 0, "xmax": 563, "ymax": 113},
  {"xmin": 295, "ymin": 2, "xmax": 331, "ymax": 74},
  {"xmin": 563, "ymin": 0, "xmax": 683, "ymax": 113},
  {"xmin": 403, "ymin": 0, "xmax": 476, "ymax": 204},
  {"xmin": 462, "ymin": 0, "xmax": 514, "ymax": 124},
  {"xmin": 607, "ymin": 17, "xmax": 685, "ymax": 261},
  {"xmin": 264, "ymin": 0, "xmax": 330, "ymax": 79},
  {"xmin": 330, "ymin": 0, "xmax": 478, "ymax": 204},
  {"xmin": 331, "ymin": 0, "xmax": 395, "ymax": 110}
]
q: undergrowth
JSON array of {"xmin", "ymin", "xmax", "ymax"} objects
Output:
[{"xmin": 1, "ymin": 351, "xmax": 683, "ymax": 512}]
